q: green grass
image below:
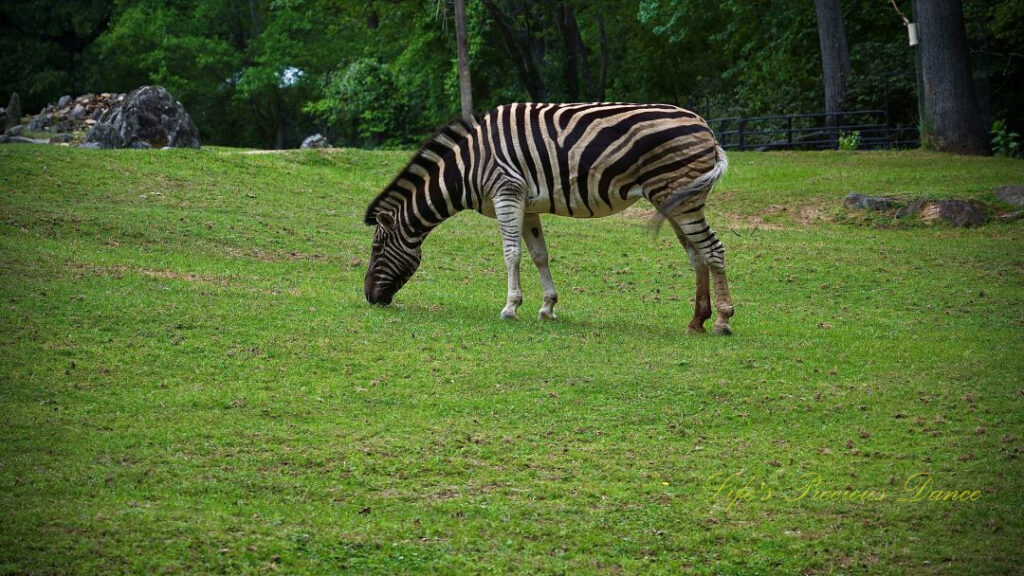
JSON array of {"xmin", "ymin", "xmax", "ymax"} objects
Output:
[{"xmin": 1, "ymin": 145, "xmax": 1022, "ymax": 575}]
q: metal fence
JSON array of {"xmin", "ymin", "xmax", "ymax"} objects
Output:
[{"xmin": 708, "ymin": 110, "xmax": 919, "ymax": 151}]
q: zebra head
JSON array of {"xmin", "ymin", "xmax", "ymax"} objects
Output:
[{"xmin": 364, "ymin": 210, "xmax": 422, "ymax": 305}]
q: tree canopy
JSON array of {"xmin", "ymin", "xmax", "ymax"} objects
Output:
[{"xmin": 1, "ymin": 0, "xmax": 1020, "ymax": 149}]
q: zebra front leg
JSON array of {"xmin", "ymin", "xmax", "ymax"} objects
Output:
[
  {"xmin": 495, "ymin": 196, "xmax": 526, "ymax": 320},
  {"xmin": 523, "ymin": 213, "xmax": 558, "ymax": 320}
]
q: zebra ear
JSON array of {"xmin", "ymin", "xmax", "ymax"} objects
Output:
[{"xmin": 375, "ymin": 211, "xmax": 396, "ymax": 230}]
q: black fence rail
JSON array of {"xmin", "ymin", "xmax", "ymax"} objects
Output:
[{"xmin": 709, "ymin": 110, "xmax": 919, "ymax": 151}]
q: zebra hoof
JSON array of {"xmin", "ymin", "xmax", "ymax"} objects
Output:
[
  {"xmin": 500, "ymin": 310, "xmax": 519, "ymax": 320},
  {"xmin": 712, "ymin": 324, "xmax": 732, "ymax": 336},
  {"xmin": 538, "ymin": 310, "xmax": 557, "ymax": 321}
]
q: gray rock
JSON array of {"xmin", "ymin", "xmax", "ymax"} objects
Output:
[
  {"xmin": 844, "ymin": 193, "xmax": 894, "ymax": 211},
  {"xmin": 84, "ymin": 85, "xmax": 201, "ymax": 150},
  {"xmin": 78, "ymin": 141, "xmax": 103, "ymax": 149},
  {"xmin": 8, "ymin": 135, "xmax": 49, "ymax": 145},
  {"xmin": 896, "ymin": 198, "xmax": 926, "ymax": 218},
  {"xmin": 5, "ymin": 124, "xmax": 22, "ymax": 137},
  {"xmin": 0, "ymin": 134, "xmax": 8, "ymax": 144},
  {"xmin": 49, "ymin": 133, "xmax": 73, "ymax": 144},
  {"xmin": 301, "ymin": 133, "xmax": 332, "ymax": 149},
  {"xmin": 919, "ymin": 199, "xmax": 989, "ymax": 227},
  {"xmin": 995, "ymin": 186, "xmax": 1024, "ymax": 207},
  {"xmin": 57, "ymin": 95, "xmax": 72, "ymax": 108},
  {"xmin": 28, "ymin": 114, "xmax": 51, "ymax": 131},
  {"xmin": 7, "ymin": 92, "xmax": 21, "ymax": 125},
  {"xmin": 70, "ymin": 104, "xmax": 87, "ymax": 119}
]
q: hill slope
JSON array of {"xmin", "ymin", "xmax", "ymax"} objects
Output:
[{"xmin": 1, "ymin": 145, "xmax": 1022, "ymax": 575}]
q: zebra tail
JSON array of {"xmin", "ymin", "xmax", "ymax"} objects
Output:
[{"xmin": 650, "ymin": 143, "xmax": 729, "ymax": 233}]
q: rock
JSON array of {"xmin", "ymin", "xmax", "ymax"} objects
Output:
[
  {"xmin": 84, "ymin": 85, "xmax": 201, "ymax": 150},
  {"xmin": 844, "ymin": 193, "xmax": 894, "ymax": 211},
  {"xmin": 301, "ymin": 133, "xmax": 332, "ymax": 149},
  {"xmin": 78, "ymin": 141, "xmax": 102, "ymax": 149},
  {"xmin": 8, "ymin": 135, "xmax": 49, "ymax": 145},
  {"xmin": 995, "ymin": 186, "xmax": 1024, "ymax": 207},
  {"xmin": 49, "ymin": 133, "xmax": 73, "ymax": 144},
  {"xmin": 896, "ymin": 198, "xmax": 926, "ymax": 219},
  {"xmin": 28, "ymin": 114, "xmax": 51, "ymax": 131},
  {"xmin": 5, "ymin": 124, "xmax": 23, "ymax": 137},
  {"xmin": 0, "ymin": 134, "xmax": 8, "ymax": 144},
  {"xmin": 70, "ymin": 104, "xmax": 87, "ymax": 119},
  {"xmin": 998, "ymin": 210, "xmax": 1024, "ymax": 222},
  {"xmin": 7, "ymin": 92, "xmax": 21, "ymax": 125},
  {"xmin": 919, "ymin": 199, "xmax": 989, "ymax": 227},
  {"xmin": 57, "ymin": 95, "xmax": 72, "ymax": 108}
]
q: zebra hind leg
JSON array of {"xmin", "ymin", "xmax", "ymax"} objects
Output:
[
  {"xmin": 523, "ymin": 214, "xmax": 558, "ymax": 320},
  {"xmin": 661, "ymin": 201, "xmax": 734, "ymax": 335},
  {"xmin": 670, "ymin": 222, "xmax": 712, "ymax": 333}
]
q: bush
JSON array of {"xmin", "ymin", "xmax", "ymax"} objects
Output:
[
  {"xmin": 838, "ymin": 130, "xmax": 861, "ymax": 151},
  {"xmin": 990, "ymin": 119, "xmax": 1021, "ymax": 158}
]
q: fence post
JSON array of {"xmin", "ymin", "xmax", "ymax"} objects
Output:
[
  {"xmin": 738, "ymin": 119, "xmax": 746, "ymax": 150},
  {"xmin": 787, "ymin": 116, "xmax": 793, "ymax": 146}
]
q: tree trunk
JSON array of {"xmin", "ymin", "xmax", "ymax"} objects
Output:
[
  {"xmin": 274, "ymin": 118, "xmax": 286, "ymax": 150},
  {"xmin": 596, "ymin": 11, "xmax": 607, "ymax": 101},
  {"xmin": 556, "ymin": 4, "xmax": 580, "ymax": 101},
  {"xmin": 913, "ymin": 0, "xmax": 989, "ymax": 154},
  {"xmin": 454, "ymin": 0, "xmax": 474, "ymax": 121},
  {"xmin": 480, "ymin": 0, "xmax": 547, "ymax": 100},
  {"xmin": 814, "ymin": 0, "xmax": 850, "ymax": 132}
]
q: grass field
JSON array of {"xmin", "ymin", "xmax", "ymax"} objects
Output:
[{"xmin": 1, "ymin": 145, "xmax": 1022, "ymax": 575}]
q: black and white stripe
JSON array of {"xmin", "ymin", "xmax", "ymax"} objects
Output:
[{"xmin": 365, "ymin": 102, "xmax": 734, "ymax": 333}]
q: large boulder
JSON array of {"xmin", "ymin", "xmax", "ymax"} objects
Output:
[
  {"xmin": 84, "ymin": 86, "xmax": 200, "ymax": 149},
  {"xmin": 300, "ymin": 133, "xmax": 332, "ymax": 149}
]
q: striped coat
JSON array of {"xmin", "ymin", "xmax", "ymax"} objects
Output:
[{"xmin": 365, "ymin": 103, "xmax": 734, "ymax": 334}]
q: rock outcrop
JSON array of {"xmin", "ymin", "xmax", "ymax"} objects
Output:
[{"xmin": 84, "ymin": 86, "xmax": 200, "ymax": 149}]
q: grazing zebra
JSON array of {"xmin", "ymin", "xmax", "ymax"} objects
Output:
[{"xmin": 364, "ymin": 102, "xmax": 734, "ymax": 335}]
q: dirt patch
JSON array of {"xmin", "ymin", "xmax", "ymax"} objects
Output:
[
  {"xmin": 73, "ymin": 263, "xmax": 231, "ymax": 286},
  {"xmin": 619, "ymin": 203, "xmax": 830, "ymax": 229},
  {"xmin": 797, "ymin": 206, "xmax": 830, "ymax": 225},
  {"xmin": 73, "ymin": 263, "xmax": 302, "ymax": 295}
]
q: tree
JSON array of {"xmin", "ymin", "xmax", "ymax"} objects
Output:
[
  {"xmin": 814, "ymin": 0, "xmax": 850, "ymax": 130},
  {"xmin": 913, "ymin": 0, "xmax": 989, "ymax": 154},
  {"xmin": 454, "ymin": 0, "xmax": 474, "ymax": 121}
]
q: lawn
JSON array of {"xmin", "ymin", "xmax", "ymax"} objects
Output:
[{"xmin": 1, "ymin": 145, "xmax": 1022, "ymax": 575}]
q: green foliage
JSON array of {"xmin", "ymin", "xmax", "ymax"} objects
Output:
[
  {"xmin": 838, "ymin": 130, "xmax": 861, "ymax": 151},
  {"xmin": 306, "ymin": 59, "xmax": 413, "ymax": 147},
  {"xmin": 1, "ymin": 145, "xmax": 1023, "ymax": 574},
  {"xmin": 1, "ymin": 0, "xmax": 1021, "ymax": 149},
  {"xmin": 990, "ymin": 119, "xmax": 1021, "ymax": 158}
]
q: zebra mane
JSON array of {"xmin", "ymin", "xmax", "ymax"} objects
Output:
[{"xmin": 363, "ymin": 117, "xmax": 476, "ymax": 226}]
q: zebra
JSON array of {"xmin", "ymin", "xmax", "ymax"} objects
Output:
[{"xmin": 364, "ymin": 102, "xmax": 734, "ymax": 335}]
